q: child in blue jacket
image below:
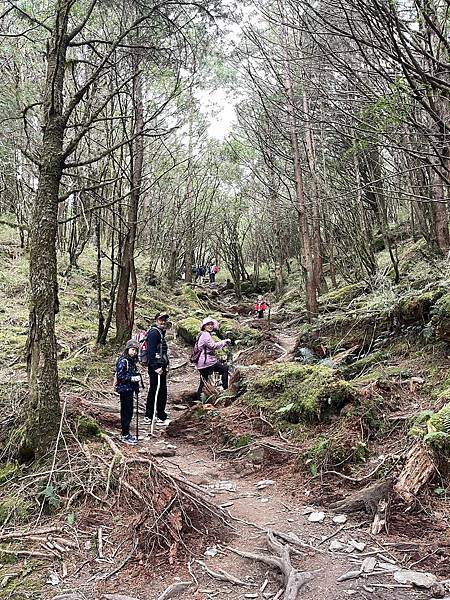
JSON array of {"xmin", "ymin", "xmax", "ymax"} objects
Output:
[{"xmin": 115, "ymin": 339, "xmax": 141, "ymax": 444}]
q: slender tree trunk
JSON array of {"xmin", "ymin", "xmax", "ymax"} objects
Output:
[
  {"xmin": 302, "ymin": 87, "xmax": 326, "ymax": 294},
  {"xmin": 95, "ymin": 218, "xmax": 105, "ymax": 344},
  {"xmin": 24, "ymin": 0, "xmax": 73, "ymax": 458},
  {"xmin": 115, "ymin": 55, "xmax": 143, "ymax": 343},
  {"xmin": 279, "ymin": 5, "xmax": 317, "ymax": 318},
  {"xmin": 184, "ymin": 98, "xmax": 194, "ymax": 284}
]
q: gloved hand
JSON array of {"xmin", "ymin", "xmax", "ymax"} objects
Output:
[{"xmin": 131, "ymin": 375, "xmax": 140, "ymax": 382}]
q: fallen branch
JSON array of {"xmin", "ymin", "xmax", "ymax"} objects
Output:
[
  {"xmin": 157, "ymin": 580, "xmax": 192, "ymax": 599},
  {"xmin": 196, "ymin": 559, "xmax": 253, "ymax": 587}
]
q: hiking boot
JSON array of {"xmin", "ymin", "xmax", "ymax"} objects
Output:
[
  {"xmin": 156, "ymin": 418, "xmax": 171, "ymax": 426},
  {"xmin": 120, "ymin": 434, "xmax": 137, "ymax": 445}
]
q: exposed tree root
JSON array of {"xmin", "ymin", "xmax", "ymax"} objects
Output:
[
  {"xmin": 330, "ymin": 479, "xmax": 392, "ymax": 515},
  {"xmin": 157, "ymin": 580, "xmax": 192, "ymax": 599},
  {"xmin": 229, "ymin": 530, "xmax": 312, "ymax": 599}
]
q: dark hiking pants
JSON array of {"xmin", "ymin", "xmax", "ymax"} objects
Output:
[
  {"xmin": 146, "ymin": 369, "xmax": 168, "ymax": 420},
  {"xmin": 198, "ymin": 362, "xmax": 228, "ymax": 399},
  {"xmin": 120, "ymin": 390, "xmax": 134, "ymax": 436}
]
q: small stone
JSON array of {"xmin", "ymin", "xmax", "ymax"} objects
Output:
[
  {"xmin": 260, "ymin": 498, "xmax": 269, "ymax": 503},
  {"xmin": 393, "ymin": 569, "xmax": 438, "ymax": 589},
  {"xmin": 333, "ymin": 514, "xmax": 347, "ymax": 524},
  {"xmin": 204, "ymin": 546, "xmax": 218, "ymax": 557},
  {"xmin": 348, "ymin": 539, "xmax": 365, "ymax": 552},
  {"xmin": 308, "ymin": 511, "xmax": 325, "ymax": 523},
  {"xmin": 361, "ymin": 557, "xmax": 377, "ymax": 573},
  {"xmin": 329, "ymin": 540, "xmax": 345, "ymax": 551},
  {"xmin": 46, "ymin": 572, "xmax": 60, "ymax": 586}
]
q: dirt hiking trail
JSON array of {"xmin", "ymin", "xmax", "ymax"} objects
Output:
[{"xmin": 68, "ymin": 331, "xmax": 436, "ymax": 600}]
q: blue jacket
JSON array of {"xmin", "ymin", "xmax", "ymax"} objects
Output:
[{"xmin": 115, "ymin": 355, "xmax": 139, "ymax": 394}]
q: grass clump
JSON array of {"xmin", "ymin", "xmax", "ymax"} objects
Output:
[
  {"xmin": 242, "ymin": 363, "xmax": 354, "ymax": 424},
  {"xmin": 0, "ymin": 463, "xmax": 19, "ymax": 485}
]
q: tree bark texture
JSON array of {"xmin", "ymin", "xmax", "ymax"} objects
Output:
[
  {"xmin": 115, "ymin": 55, "xmax": 143, "ymax": 343},
  {"xmin": 25, "ymin": 0, "xmax": 73, "ymax": 457},
  {"xmin": 279, "ymin": 6, "xmax": 318, "ymax": 318}
]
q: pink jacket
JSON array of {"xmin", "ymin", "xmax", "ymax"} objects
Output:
[{"xmin": 196, "ymin": 331, "xmax": 227, "ymax": 370}]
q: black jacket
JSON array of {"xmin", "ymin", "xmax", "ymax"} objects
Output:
[{"xmin": 146, "ymin": 325, "xmax": 169, "ymax": 370}]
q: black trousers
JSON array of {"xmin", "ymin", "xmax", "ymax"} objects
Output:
[
  {"xmin": 120, "ymin": 390, "xmax": 134, "ymax": 436},
  {"xmin": 146, "ymin": 369, "xmax": 168, "ymax": 420},
  {"xmin": 257, "ymin": 310, "xmax": 264, "ymax": 318},
  {"xmin": 198, "ymin": 362, "xmax": 228, "ymax": 399}
]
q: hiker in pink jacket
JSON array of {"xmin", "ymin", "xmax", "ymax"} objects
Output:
[{"xmin": 195, "ymin": 317, "xmax": 231, "ymax": 400}]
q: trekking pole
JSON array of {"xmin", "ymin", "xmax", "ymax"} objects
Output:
[
  {"xmin": 135, "ymin": 390, "xmax": 139, "ymax": 441},
  {"xmin": 150, "ymin": 372, "xmax": 161, "ymax": 437},
  {"xmin": 136, "ymin": 374, "xmax": 144, "ymax": 441}
]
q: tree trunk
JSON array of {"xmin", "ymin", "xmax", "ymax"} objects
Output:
[
  {"xmin": 279, "ymin": 8, "xmax": 317, "ymax": 318},
  {"xmin": 302, "ymin": 87, "xmax": 326, "ymax": 294},
  {"xmin": 115, "ymin": 56, "xmax": 143, "ymax": 343},
  {"xmin": 184, "ymin": 99, "xmax": 194, "ymax": 284},
  {"xmin": 24, "ymin": 0, "xmax": 73, "ymax": 458}
]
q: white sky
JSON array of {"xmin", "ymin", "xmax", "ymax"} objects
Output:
[{"xmin": 195, "ymin": 5, "xmax": 255, "ymax": 140}]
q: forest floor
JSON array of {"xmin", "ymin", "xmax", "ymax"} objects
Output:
[
  {"xmin": 0, "ymin": 232, "xmax": 449, "ymax": 599},
  {"xmin": 50, "ymin": 322, "xmax": 443, "ymax": 600}
]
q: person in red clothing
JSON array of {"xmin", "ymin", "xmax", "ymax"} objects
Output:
[{"xmin": 255, "ymin": 295, "xmax": 267, "ymax": 319}]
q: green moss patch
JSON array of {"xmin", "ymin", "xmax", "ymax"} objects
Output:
[
  {"xmin": 0, "ymin": 497, "xmax": 32, "ymax": 526},
  {"xmin": 319, "ymin": 282, "xmax": 367, "ymax": 307},
  {"xmin": 177, "ymin": 317, "xmax": 201, "ymax": 345},
  {"xmin": 242, "ymin": 363, "xmax": 355, "ymax": 423},
  {"xmin": 0, "ymin": 463, "xmax": 19, "ymax": 485},
  {"xmin": 340, "ymin": 351, "xmax": 385, "ymax": 379},
  {"xmin": 395, "ymin": 289, "xmax": 444, "ymax": 324},
  {"xmin": 431, "ymin": 293, "xmax": 450, "ymax": 343},
  {"xmin": 78, "ymin": 415, "xmax": 102, "ymax": 439}
]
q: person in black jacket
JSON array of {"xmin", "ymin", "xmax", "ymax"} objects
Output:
[
  {"xmin": 144, "ymin": 312, "xmax": 171, "ymax": 426},
  {"xmin": 115, "ymin": 339, "xmax": 141, "ymax": 444}
]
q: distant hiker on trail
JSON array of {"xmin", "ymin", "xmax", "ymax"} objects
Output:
[
  {"xmin": 144, "ymin": 312, "xmax": 171, "ymax": 427},
  {"xmin": 255, "ymin": 295, "xmax": 268, "ymax": 319},
  {"xmin": 115, "ymin": 339, "xmax": 141, "ymax": 445},
  {"xmin": 195, "ymin": 264, "xmax": 206, "ymax": 283},
  {"xmin": 208, "ymin": 261, "xmax": 219, "ymax": 283},
  {"xmin": 193, "ymin": 317, "xmax": 231, "ymax": 400}
]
